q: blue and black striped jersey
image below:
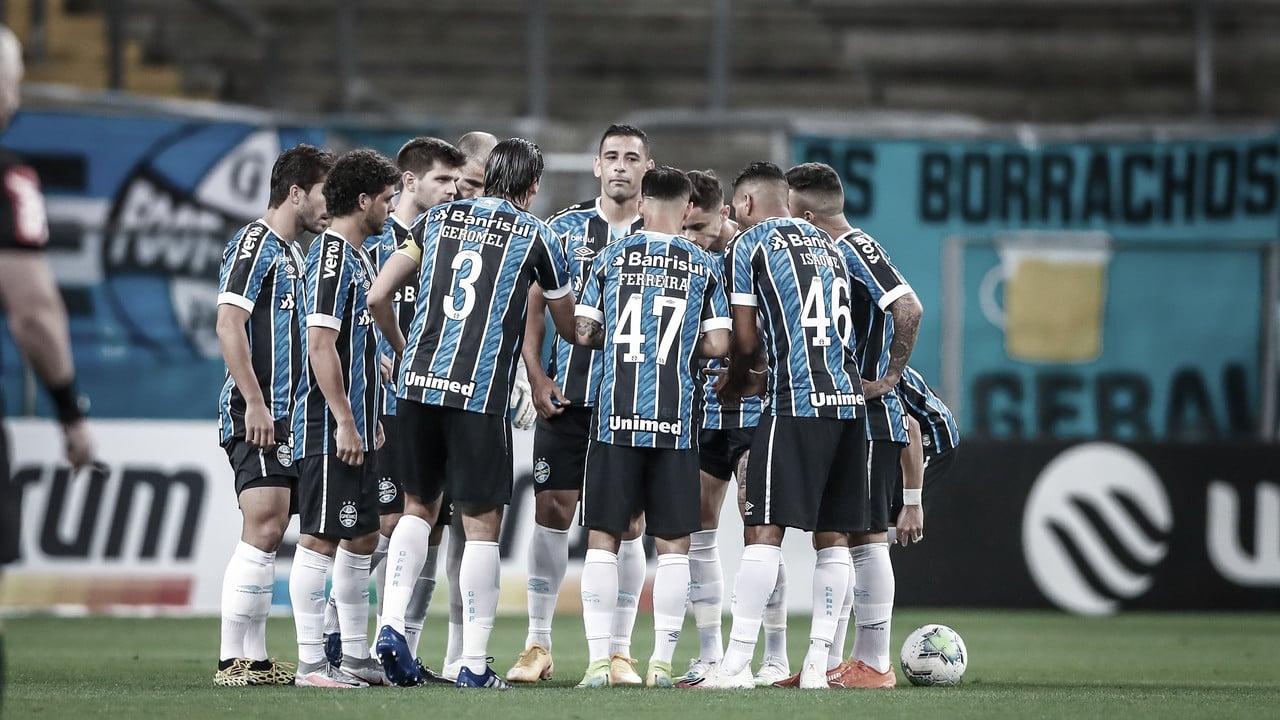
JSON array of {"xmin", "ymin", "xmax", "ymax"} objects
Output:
[
  {"xmin": 545, "ymin": 198, "xmax": 643, "ymax": 406},
  {"xmin": 293, "ymin": 230, "xmax": 382, "ymax": 458},
  {"xmin": 364, "ymin": 215, "xmax": 416, "ymax": 416},
  {"xmin": 726, "ymin": 217, "xmax": 865, "ymax": 419},
  {"xmin": 897, "ymin": 366, "xmax": 959, "ymax": 457},
  {"xmin": 700, "ymin": 356, "xmax": 763, "ymax": 430},
  {"xmin": 577, "ymin": 231, "xmax": 731, "ymax": 449},
  {"xmin": 217, "ymin": 220, "xmax": 306, "ymax": 446},
  {"xmin": 398, "ymin": 197, "xmax": 572, "ymax": 415},
  {"xmin": 835, "ymin": 229, "xmax": 913, "ymax": 443}
]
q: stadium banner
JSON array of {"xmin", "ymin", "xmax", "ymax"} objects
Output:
[
  {"xmin": 794, "ymin": 133, "xmax": 1278, "ymax": 442},
  {"xmin": 892, "ymin": 440, "xmax": 1280, "ymax": 613},
  {"xmin": 4, "ymin": 419, "xmax": 819, "ymax": 614}
]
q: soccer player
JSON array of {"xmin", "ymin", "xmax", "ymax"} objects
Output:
[
  {"xmin": 573, "ymin": 167, "xmax": 732, "ymax": 689},
  {"xmin": 455, "ymin": 131, "xmax": 499, "ymax": 200},
  {"xmin": 678, "ymin": 170, "xmax": 792, "ymax": 687},
  {"xmin": 290, "ymin": 149, "xmax": 401, "ymax": 688},
  {"xmin": 374, "ymin": 138, "xmax": 575, "ymax": 689},
  {"xmin": 698, "ymin": 162, "xmax": 868, "ymax": 690},
  {"xmin": 212, "ymin": 143, "xmax": 334, "ymax": 687},
  {"xmin": 350, "ymin": 137, "xmax": 464, "ymax": 684},
  {"xmin": 785, "ymin": 162, "xmax": 922, "ymax": 689},
  {"xmin": 891, "ymin": 365, "xmax": 960, "ymax": 547},
  {"xmin": 0, "ymin": 25, "xmax": 96, "ymax": 704},
  {"xmin": 507, "ymin": 124, "xmax": 652, "ymax": 686}
]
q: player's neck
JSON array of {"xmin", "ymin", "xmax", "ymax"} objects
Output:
[
  {"xmin": 261, "ymin": 205, "xmax": 299, "ymax": 242},
  {"xmin": 326, "ymin": 217, "xmax": 365, "ymax": 248},
  {"xmin": 598, "ymin": 194, "xmax": 639, "ymax": 227},
  {"xmin": 813, "ymin": 215, "xmax": 853, "ymax": 238},
  {"xmin": 391, "ymin": 203, "xmax": 420, "ymax": 226}
]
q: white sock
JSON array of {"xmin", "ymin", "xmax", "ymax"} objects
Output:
[
  {"xmin": 830, "ymin": 553, "xmax": 857, "ymax": 668},
  {"xmin": 445, "ymin": 528, "xmax": 464, "ymax": 668},
  {"xmin": 371, "ymin": 533, "xmax": 390, "ymax": 621},
  {"xmin": 804, "ymin": 547, "xmax": 850, "ymax": 673},
  {"xmin": 851, "ymin": 542, "xmax": 895, "ymax": 673},
  {"xmin": 581, "ymin": 548, "xmax": 619, "ymax": 662},
  {"xmin": 721, "ymin": 544, "xmax": 781, "ymax": 676},
  {"xmin": 688, "ymin": 529, "xmax": 723, "ymax": 663},
  {"xmin": 762, "ymin": 557, "xmax": 789, "ymax": 661},
  {"xmin": 651, "ymin": 553, "xmax": 690, "ymax": 665},
  {"xmin": 220, "ymin": 541, "xmax": 274, "ymax": 661},
  {"xmin": 333, "ymin": 547, "xmax": 373, "ymax": 660},
  {"xmin": 525, "ymin": 523, "xmax": 569, "ymax": 651},
  {"xmin": 380, "ymin": 515, "xmax": 431, "ymax": 635},
  {"xmin": 459, "ymin": 540, "xmax": 501, "ymax": 675},
  {"xmin": 323, "ymin": 594, "xmax": 340, "ymax": 636},
  {"xmin": 612, "ymin": 537, "xmax": 646, "ymax": 657},
  {"xmin": 405, "ymin": 543, "xmax": 439, "ymax": 657},
  {"xmin": 289, "ymin": 545, "xmax": 333, "ymax": 665}
]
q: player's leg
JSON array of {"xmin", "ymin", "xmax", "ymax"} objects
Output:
[
  {"xmin": 644, "ymin": 448, "xmax": 700, "ymax": 688},
  {"xmin": 686, "ymin": 428, "xmax": 733, "ymax": 680},
  {"xmin": 328, "ymin": 454, "xmax": 385, "ymax": 686},
  {"xmin": 610, "ymin": 513, "xmax": 646, "ymax": 683},
  {"xmin": 576, "ymin": 440, "xmax": 639, "ymax": 688},
  {"xmin": 402, "ymin": 504, "xmax": 450, "ymax": 683},
  {"xmin": 442, "ymin": 510, "xmax": 465, "ymax": 679}
]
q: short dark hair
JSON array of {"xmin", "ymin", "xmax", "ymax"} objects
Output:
[
  {"xmin": 733, "ymin": 161, "xmax": 787, "ymax": 190},
  {"xmin": 686, "ymin": 169, "xmax": 724, "ymax": 212},
  {"xmin": 484, "ymin": 138, "xmax": 544, "ymax": 200},
  {"xmin": 323, "ymin": 149, "xmax": 401, "ymax": 218},
  {"xmin": 395, "ymin": 137, "xmax": 465, "ymax": 176},
  {"xmin": 599, "ymin": 123, "xmax": 650, "ymax": 156},
  {"xmin": 642, "ymin": 166, "xmax": 692, "ymax": 203},
  {"xmin": 785, "ymin": 162, "xmax": 843, "ymax": 196},
  {"xmin": 268, "ymin": 144, "xmax": 335, "ymax": 208}
]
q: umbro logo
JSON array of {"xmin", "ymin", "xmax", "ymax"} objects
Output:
[
  {"xmin": 573, "ymin": 245, "xmax": 595, "ymax": 260},
  {"xmin": 744, "ymin": 501, "xmax": 755, "ymax": 514}
]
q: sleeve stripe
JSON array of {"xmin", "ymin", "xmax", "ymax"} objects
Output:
[
  {"xmin": 306, "ymin": 313, "xmax": 342, "ymax": 330},
  {"xmin": 216, "ymin": 292, "xmax": 255, "ymax": 312},
  {"xmin": 877, "ymin": 284, "xmax": 913, "ymax": 311},
  {"xmin": 730, "ymin": 292, "xmax": 758, "ymax": 306},
  {"xmin": 543, "ymin": 284, "xmax": 572, "ymax": 300},
  {"xmin": 701, "ymin": 317, "xmax": 733, "ymax": 333},
  {"xmin": 574, "ymin": 304, "xmax": 605, "ymax": 323}
]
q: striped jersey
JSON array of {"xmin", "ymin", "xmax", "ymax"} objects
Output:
[
  {"xmin": 364, "ymin": 214, "xmax": 416, "ymax": 416},
  {"xmin": 896, "ymin": 366, "xmax": 959, "ymax": 457},
  {"xmin": 398, "ymin": 197, "xmax": 571, "ymax": 415},
  {"xmin": 577, "ymin": 231, "xmax": 731, "ymax": 449},
  {"xmin": 700, "ymin": 252, "xmax": 763, "ymax": 430},
  {"xmin": 545, "ymin": 198, "xmax": 643, "ymax": 405},
  {"xmin": 726, "ymin": 217, "xmax": 865, "ymax": 419},
  {"xmin": 216, "ymin": 220, "xmax": 306, "ymax": 446},
  {"xmin": 293, "ymin": 230, "xmax": 381, "ymax": 457},
  {"xmin": 835, "ymin": 229, "xmax": 913, "ymax": 443}
]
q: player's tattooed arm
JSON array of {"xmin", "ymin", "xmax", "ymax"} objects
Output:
[
  {"xmin": 575, "ymin": 317, "xmax": 605, "ymax": 348},
  {"xmin": 865, "ymin": 292, "xmax": 923, "ymax": 399}
]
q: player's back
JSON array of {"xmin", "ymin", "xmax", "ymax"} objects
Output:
[
  {"xmin": 726, "ymin": 217, "xmax": 864, "ymax": 419},
  {"xmin": 583, "ymin": 230, "xmax": 730, "ymax": 450},
  {"xmin": 399, "ymin": 196, "xmax": 569, "ymax": 415},
  {"xmin": 897, "ymin": 366, "xmax": 959, "ymax": 455}
]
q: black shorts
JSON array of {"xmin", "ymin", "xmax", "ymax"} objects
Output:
[
  {"xmin": 397, "ymin": 399, "xmax": 512, "ymax": 511},
  {"xmin": 1, "ymin": 423, "xmax": 17, "ymax": 565},
  {"xmin": 890, "ymin": 447, "xmax": 958, "ymax": 520},
  {"xmin": 531, "ymin": 407, "xmax": 592, "ymax": 494},
  {"xmin": 581, "ymin": 440, "xmax": 701, "ymax": 538},
  {"xmin": 296, "ymin": 453, "xmax": 380, "ymax": 539},
  {"xmin": 866, "ymin": 439, "xmax": 903, "ymax": 528},
  {"xmin": 224, "ymin": 437, "xmax": 297, "ymax": 494},
  {"xmin": 743, "ymin": 414, "xmax": 877, "ymax": 533},
  {"xmin": 376, "ymin": 414, "xmax": 405, "ymax": 515},
  {"xmin": 698, "ymin": 427, "xmax": 755, "ymax": 480}
]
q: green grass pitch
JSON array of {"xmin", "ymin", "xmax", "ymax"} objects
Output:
[{"xmin": 5, "ymin": 610, "xmax": 1277, "ymax": 719}]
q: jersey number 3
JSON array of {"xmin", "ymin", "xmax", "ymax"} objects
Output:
[{"xmin": 444, "ymin": 249, "xmax": 484, "ymax": 320}]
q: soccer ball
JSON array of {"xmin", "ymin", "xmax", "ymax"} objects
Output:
[{"xmin": 900, "ymin": 624, "xmax": 967, "ymax": 686}]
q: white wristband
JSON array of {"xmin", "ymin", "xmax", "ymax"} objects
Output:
[{"xmin": 902, "ymin": 488, "xmax": 922, "ymax": 506}]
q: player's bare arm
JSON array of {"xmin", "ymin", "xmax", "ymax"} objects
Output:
[
  {"xmin": 897, "ymin": 415, "xmax": 925, "ymax": 546},
  {"xmin": 215, "ymin": 304, "xmax": 275, "ymax": 449},
  {"xmin": 368, "ymin": 252, "xmax": 418, "ymax": 355},
  {"xmin": 720, "ymin": 305, "xmax": 764, "ymax": 404},
  {"xmin": 545, "ymin": 293, "xmax": 578, "ymax": 344},
  {"xmin": 523, "ymin": 284, "xmax": 569, "ymax": 417},
  {"xmin": 307, "ymin": 325, "xmax": 363, "ymax": 467},
  {"xmin": 0, "ymin": 250, "xmax": 95, "ymax": 466},
  {"xmin": 864, "ymin": 292, "xmax": 923, "ymax": 399},
  {"xmin": 574, "ymin": 317, "xmax": 605, "ymax": 349},
  {"xmin": 698, "ymin": 328, "xmax": 731, "ymax": 359}
]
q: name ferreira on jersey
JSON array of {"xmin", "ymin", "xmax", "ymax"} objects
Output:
[
  {"xmin": 402, "ymin": 369, "xmax": 476, "ymax": 397},
  {"xmin": 810, "ymin": 390, "xmax": 867, "ymax": 408},
  {"xmin": 608, "ymin": 414, "xmax": 683, "ymax": 436}
]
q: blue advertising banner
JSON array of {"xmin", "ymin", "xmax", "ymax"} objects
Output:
[{"xmin": 794, "ymin": 133, "xmax": 1279, "ymax": 439}]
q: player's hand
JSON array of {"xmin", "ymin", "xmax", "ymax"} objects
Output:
[
  {"xmin": 862, "ymin": 377, "xmax": 894, "ymax": 400},
  {"xmin": 510, "ymin": 360, "xmax": 537, "ymax": 431},
  {"xmin": 703, "ymin": 366, "xmax": 728, "ymax": 393},
  {"xmin": 61, "ymin": 419, "xmax": 96, "ymax": 469},
  {"xmin": 335, "ymin": 420, "xmax": 364, "ymax": 466},
  {"xmin": 896, "ymin": 504, "xmax": 924, "ymax": 546},
  {"xmin": 375, "ymin": 420, "xmax": 386, "ymax": 450},
  {"xmin": 244, "ymin": 400, "xmax": 276, "ymax": 449},
  {"xmin": 531, "ymin": 373, "xmax": 569, "ymax": 419},
  {"xmin": 379, "ymin": 353, "xmax": 395, "ymax": 384}
]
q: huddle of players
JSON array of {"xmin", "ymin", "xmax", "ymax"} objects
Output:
[{"xmin": 212, "ymin": 123, "xmax": 960, "ymax": 691}]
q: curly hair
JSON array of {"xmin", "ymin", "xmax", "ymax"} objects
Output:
[{"xmin": 323, "ymin": 149, "xmax": 401, "ymax": 218}]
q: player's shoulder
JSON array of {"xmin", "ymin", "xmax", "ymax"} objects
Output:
[
  {"xmin": 546, "ymin": 198, "xmax": 597, "ymax": 227},
  {"xmin": 227, "ymin": 220, "xmax": 281, "ymax": 255}
]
